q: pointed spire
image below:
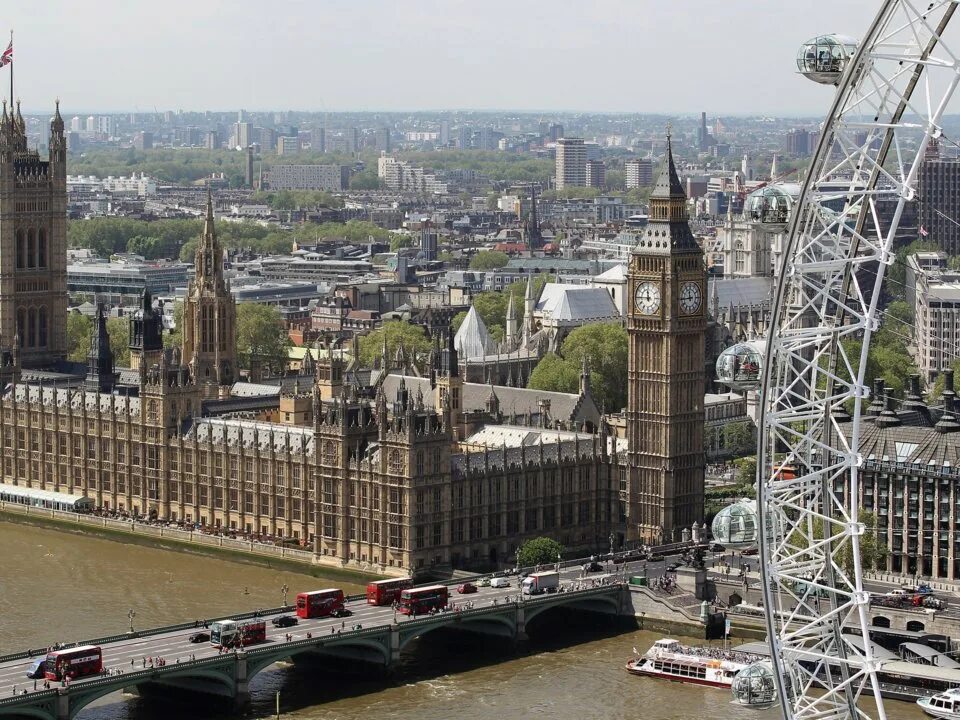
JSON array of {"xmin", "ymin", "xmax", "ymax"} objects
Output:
[{"xmin": 650, "ymin": 126, "xmax": 685, "ymax": 201}]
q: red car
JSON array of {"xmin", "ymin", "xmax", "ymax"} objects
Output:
[{"xmin": 456, "ymin": 582, "xmax": 478, "ymax": 594}]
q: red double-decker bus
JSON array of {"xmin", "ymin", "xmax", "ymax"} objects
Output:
[
  {"xmin": 398, "ymin": 585, "xmax": 448, "ymax": 616},
  {"xmin": 366, "ymin": 577, "xmax": 413, "ymax": 606},
  {"xmin": 45, "ymin": 645, "xmax": 103, "ymax": 681},
  {"xmin": 296, "ymin": 589, "xmax": 345, "ymax": 618}
]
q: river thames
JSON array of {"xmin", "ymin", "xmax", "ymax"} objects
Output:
[{"xmin": 0, "ymin": 522, "xmax": 926, "ymax": 720}]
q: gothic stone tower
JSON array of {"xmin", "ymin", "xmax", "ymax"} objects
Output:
[
  {"xmin": 182, "ymin": 191, "xmax": 237, "ymax": 398},
  {"xmin": 0, "ymin": 100, "xmax": 68, "ymax": 367},
  {"xmin": 626, "ymin": 132, "xmax": 706, "ymax": 544}
]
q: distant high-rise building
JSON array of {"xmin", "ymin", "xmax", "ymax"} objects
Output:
[
  {"xmin": 439, "ymin": 120, "xmax": 450, "ymax": 147},
  {"xmin": 85, "ymin": 116, "xmax": 96, "ymax": 132},
  {"xmin": 204, "ymin": 130, "xmax": 219, "ymax": 150},
  {"xmin": 133, "ymin": 132, "xmax": 153, "ymax": 151},
  {"xmin": 625, "ymin": 158, "xmax": 654, "ymax": 188},
  {"xmin": 258, "ymin": 127, "xmax": 276, "ymax": 153},
  {"xmin": 784, "ymin": 128, "xmax": 813, "ymax": 157},
  {"xmin": 237, "ymin": 109, "xmax": 247, "ymax": 123},
  {"xmin": 586, "ymin": 159, "xmax": 606, "ymax": 189},
  {"xmin": 696, "ymin": 111, "xmax": 712, "ymax": 152},
  {"xmin": 245, "ymin": 147, "xmax": 254, "ymax": 188},
  {"xmin": 312, "ymin": 126, "xmax": 325, "ymax": 153},
  {"xmin": 264, "ymin": 164, "xmax": 348, "ymax": 191},
  {"xmin": 555, "ymin": 137, "xmax": 587, "ymax": 189},
  {"xmin": 348, "ymin": 127, "xmax": 360, "ymax": 153},
  {"xmin": 69, "ymin": 116, "xmax": 82, "ymax": 133},
  {"xmin": 457, "ymin": 126, "xmax": 472, "ymax": 150},
  {"xmin": 234, "ymin": 122, "xmax": 252, "ymax": 150},
  {"xmin": 277, "ymin": 136, "xmax": 299, "ymax": 156},
  {"xmin": 548, "ymin": 123, "xmax": 564, "ymax": 142},
  {"xmin": 741, "ymin": 154, "xmax": 753, "ymax": 182},
  {"xmin": 376, "ymin": 127, "xmax": 391, "ymax": 153},
  {"xmin": 420, "ymin": 221, "xmax": 438, "ymax": 261},
  {"xmin": 920, "ymin": 157, "xmax": 960, "ymax": 254},
  {"xmin": 66, "ymin": 131, "xmax": 80, "ymax": 151}
]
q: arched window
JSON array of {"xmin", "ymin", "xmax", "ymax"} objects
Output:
[
  {"xmin": 27, "ymin": 307, "xmax": 36, "ymax": 347},
  {"xmin": 37, "ymin": 229, "xmax": 46, "ymax": 268},
  {"xmin": 26, "ymin": 229, "xmax": 35, "ymax": 269},
  {"xmin": 15, "ymin": 230, "xmax": 23, "ymax": 269},
  {"xmin": 38, "ymin": 307, "xmax": 47, "ymax": 348},
  {"xmin": 16, "ymin": 307, "xmax": 25, "ymax": 345},
  {"xmin": 735, "ymin": 241, "xmax": 746, "ymax": 274}
]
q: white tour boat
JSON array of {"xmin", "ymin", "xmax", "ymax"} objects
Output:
[
  {"xmin": 625, "ymin": 638, "xmax": 762, "ymax": 689},
  {"xmin": 918, "ymin": 688, "xmax": 960, "ymax": 719}
]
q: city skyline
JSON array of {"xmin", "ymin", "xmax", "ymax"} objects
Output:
[{"xmin": 13, "ymin": 1, "xmax": 869, "ymax": 115}]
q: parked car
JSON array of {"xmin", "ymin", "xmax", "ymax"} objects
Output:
[
  {"xmin": 331, "ymin": 607, "xmax": 353, "ymax": 618},
  {"xmin": 583, "ymin": 561, "xmax": 604, "ymax": 573},
  {"xmin": 478, "ymin": 577, "xmax": 491, "ymax": 587},
  {"xmin": 271, "ymin": 615, "xmax": 298, "ymax": 628},
  {"xmin": 490, "ymin": 577, "xmax": 511, "ymax": 588},
  {"xmin": 457, "ymin": 582, "xmax": 478, "ymax": 594},
  {"xmin": 188, "ymin": 632, "xmax": 210, "ymax": 644}
]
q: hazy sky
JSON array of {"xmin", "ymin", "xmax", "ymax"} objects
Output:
[{"xmin": 11, "ymin": 1, "xmax": 871, "ymax": 115}]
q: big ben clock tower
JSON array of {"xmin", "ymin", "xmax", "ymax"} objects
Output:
[{"xmin": 626, "ymin": 131, "xmax": 706, "ymax": 544}]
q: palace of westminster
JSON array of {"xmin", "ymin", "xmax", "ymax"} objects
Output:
[{"xmin": 0, "ymin": 103, "xmax": 707, "ymax": 574}]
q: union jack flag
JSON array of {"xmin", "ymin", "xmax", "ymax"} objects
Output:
[{"xmin": 0, "ymin": 41, "xmax": 11, "ymax": 68}]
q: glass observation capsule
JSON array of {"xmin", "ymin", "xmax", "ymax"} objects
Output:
[
  {"xmin": 716, "ymin": 341, "xmax": 764, "ymax": 391},
  {"xmin": 744, "ymin": 183, "xmax": 801, "ymax": 225},
  {"xmin": 711, "ymin": 499, "xmax": 758, "ymax": 550},
  {"xmin": 797, "ymin": 35, "xmax": 859, "ymax": 85},
  {"xmin": 731, "ymin": 662, "xmax": 778, "ymax": 707}
]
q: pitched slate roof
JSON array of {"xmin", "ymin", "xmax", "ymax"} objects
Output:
[{"xmin": 535, "ymin": 284, "xmax": 619, "ymax": 323}]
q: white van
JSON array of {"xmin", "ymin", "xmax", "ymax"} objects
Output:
[{"xmin": 490, "ymin": 577, "xmax": 511, "ymax": 588}]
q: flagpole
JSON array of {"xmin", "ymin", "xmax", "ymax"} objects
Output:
[{"xmin": 8, "ymin": 30, "xmax": 12, "ymax": 111}]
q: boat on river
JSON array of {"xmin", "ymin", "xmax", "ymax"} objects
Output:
[
  {"xmin": 918, "ymin": 688, "xmax": 960, "ymax": 719},
  {"xmin": 625, "ymin": 638, "xmax": 762, "ymax": 689}
]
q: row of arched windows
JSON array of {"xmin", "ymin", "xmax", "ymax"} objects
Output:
[
  {"xmin": 16, "ymin": 306, "xmax": 48, "ymax": 349},
  {"xmin": 15, "ymin": 228, "xmax": 48, "ymax": 270}
]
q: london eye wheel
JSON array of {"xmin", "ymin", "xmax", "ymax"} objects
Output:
[{"xmin": 757, "ymin": 2, "xmax": 960, "ymax": 719}]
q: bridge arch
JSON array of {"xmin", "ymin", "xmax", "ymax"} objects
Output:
[
  {"xmin": 523, "ymin": 593, "xmax": 621, "ymax": 627},
  {"xmin": 906, "ymin": 620, "xmax": 925, "ymax": 632},
  {"xmin": 399, "ymin": 612, "xmax": 517, "ymax": 650},
  {"xmin": 872, "ymin": 616, "xmax": 891, "ymax": 628},
  {"xmin": 67, "ymin": 666, "xmax": 236, "ymax": 719},
  {"xmin": 0, "ymin": 706, "xmax": 57, "ymax": 720},
  {"xmin": 246, "ymin": 638, "xmax": 391, "ymax": 677}
]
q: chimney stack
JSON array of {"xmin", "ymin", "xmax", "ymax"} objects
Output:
[
  {"xmin": 865, "ymin": 378, "xmax": 886, "ymax": 417},
  {"xmin": 875, "ymin": 390, "xmax": 901, "ymax": 428},
  {"xmin": 936, "ymin": 393, "xmax": 960, "ymax": 434}
]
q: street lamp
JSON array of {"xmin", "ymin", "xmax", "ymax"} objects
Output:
[
  {"xmin": 127, "ymin": 608, "xmax": 136, "ymax": 634},
  {"xmin": 281, "ymin": 583, "xmax": 289, "ymax": 608}
]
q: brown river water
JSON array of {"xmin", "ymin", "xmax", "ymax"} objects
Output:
[{"xmin": 0, "ymin": 522, "xmax": 925, "ymax": 720}]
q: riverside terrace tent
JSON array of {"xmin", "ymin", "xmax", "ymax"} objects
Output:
[{"xmin": 0, "ymin": 482, "xmax": 94, "ymax": 512}]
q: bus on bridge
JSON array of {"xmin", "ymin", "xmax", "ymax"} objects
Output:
[
  {"xmin": 210, "ymin": 619, "xmax": 266, "ymax": 648},
  {"xmin": 398, "ymin": 585, "xmax": 448, "ymax": 616},
  {"xmin": 366, "ymin": 577, "xmax": 413, "ymax": 606},
  {"xmin": 45, "ymin": 645, "xmax": 103, "ymax": 681},
  {"xmin": 296, "ymin": 589, "xmax": 345, "ymax": 619}
]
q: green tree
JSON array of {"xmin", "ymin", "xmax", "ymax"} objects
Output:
[
  {"xmin": 516, "ymin": 536, "xmax": 565, "ymax": 567},
  {"xmin": 527, "ymin": 353, "xmax": 580, "ymax": 395},
  {"xmin": 349, "ymin": 170, "xmax": 380, "ymax": 190},
  {"xmin": 358, "ymin": 320, "xmax": 432, "ymax": 368},
  {"xmin": 106, "ymin": 316, "xmax": 130, "ymax": 367},
  {"xmin": 469, "ymin": 251, "xmax": 510, "ymax": 270},
  {"xmin": 66, "ymin": 312, "xmax": 92, "ymax": 362},
  {"xmin": 236, "ymin": 303, "xmax": 291, "ymax": 372},
  {"xmin": 787, "ymin": 511, "xmax": 888, "ymax": 577},
  {"xmin": 734, "ymin": 456, "xmax": 758, "ymax": 488},
  {"xmin": 724, "ymin": 423, "xmax": 756, "ymax": 457},
  {"xmin": 451, "ymin": 310, "xmax": 468, "ymax": 333},
  {"xmin": 558, "ymin": 323, "xmax": 629, "ymax": 412}
]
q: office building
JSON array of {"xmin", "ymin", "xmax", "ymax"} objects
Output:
[
  {"xmin": 204, "ymin": 130, "xmax": 219, "ymax": 150},
  {"xmin": 420, "ymin": 221, "xmax": 438, "ymax": 261},
  {"xmin": 555, "ymin": 138, "xmax": 587, "ymax": 190},
  {"xmin": 625, "ymin": 158, "xmax": 653, "ymax": 188},
  {"xmin": 586, "ymin": 159, "xmax": 606, "ymax": 189},
  {"xmin": 920, "ymin": 157, "xmax": 960, "ymax": 255},
  {"xmin": 376, "ymin": 128, "xmax": 391, "ymax": 153},
  {"xmin": 312, "ymin": 126, "xmax": 325, "ymax": 153},
  {"xmin": 909, "ymin": 253, "xmax": 960, "ymax": 382},
  {"xmin": 277, "ymin": 136, "xmax": 299, "ymax": 156},
  {"xmin": 264, "ymin": 164, "xmax": 348, "ymax": 192}
]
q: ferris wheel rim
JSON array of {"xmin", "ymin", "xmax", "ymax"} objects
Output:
[{"xmin": 755, "ymin": 2, "xmax": 960, "ymax": 719}]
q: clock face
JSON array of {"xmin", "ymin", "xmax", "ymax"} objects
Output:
[
  {"xmin": 679, "ymin": 282, "xmax": 703, "ymax": 314},
  {"xmin": 634, "ymin": 281, "xmax": 662, "ymax": 316}
]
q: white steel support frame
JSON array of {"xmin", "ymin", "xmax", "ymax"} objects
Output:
[{"xmin": 758, "ymin": 2, "xmax": 960, "ymax": 719}]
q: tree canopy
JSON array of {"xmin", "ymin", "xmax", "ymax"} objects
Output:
[
  {"xmin": 528, "ymin": 323, "xmax": 629, "ymax": 412},
  {"xmin": 66, "ymin": 312, "xmax": 92, "ymax": 362},
  {"xmin": 469, "ymin": 250, "xmax": 510, "ymax": 271},
  {"xmin": 516, "ymin": 536, "xmax": 564, "ymax": 567},
  {"xmin": 357, "ymin": 320, "xmax": 432, "ymax": 368},
  {"xmin": 787, "ymin": 511, "xmax": 888, "ymax": 578},
  {"xmin": 106, "ymin": 316, "xmax": 131, "ymax": 367},
  {"xmin": 236, "ymin": 303, "xmax": 291, "ymax": 373}
]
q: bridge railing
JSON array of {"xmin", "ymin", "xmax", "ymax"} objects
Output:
[
  {"xmin": 0, "ymin": 689, "xmax": 59, "ymax": 706},
  {"xmin": 0, "ymin": 606, "xmax": 295, "ymax": 665}
]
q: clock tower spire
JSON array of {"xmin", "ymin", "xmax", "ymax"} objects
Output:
[{"xmin": 625, "ymin": 130, "xmax": 706, "ymax": 544}]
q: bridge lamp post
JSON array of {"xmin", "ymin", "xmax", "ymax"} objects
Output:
[
  {"xmin": 281, "ymin": 583, "xmax": 290, "ymax": 608},
  {"xmin": 127, "ymin": 608, "xmax": 136, "ymax": 634}
]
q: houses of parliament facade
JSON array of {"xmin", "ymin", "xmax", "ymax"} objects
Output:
[{"xmin": 0, "ymin": 107, "xmax": 705, "ymax": 573}]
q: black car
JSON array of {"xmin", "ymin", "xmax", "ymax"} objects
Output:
[
  {"xmin": 25, "ymin": 659, "xmax": 45, "ymax": 679},
  {"xmin": 583, "ymin": 561, "xmax": 604, "ymax": 573},
  {"xmin": 271, "ymin": 615, "xmax": 298, "ymax": 628},
  {"xmin": 188, "ymin": 632, "xmax": 210, "ymax": 643},
  {"xmin": 331, "ymin": 607, "xmax": 352, "ymax": 618},
  {"xmin": 665, "ymin": 562, "xmax": 681, "ymax": 572}
]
